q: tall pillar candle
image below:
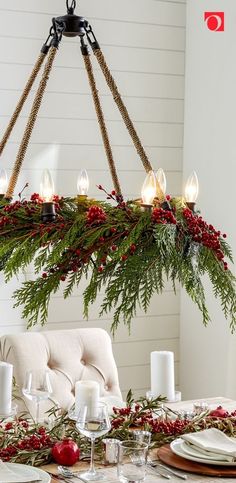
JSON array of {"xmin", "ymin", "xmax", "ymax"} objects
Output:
[
  {"xmin": 0, "ymin": 362, "xmax": 13, "ymax": 415},
  {"xmin": 150, "ymin": 351, "xmax": 175, "ymax": 402},
  {"xmin": 75, "ymin": 380, "xmax": 100, "ymax": 416}
]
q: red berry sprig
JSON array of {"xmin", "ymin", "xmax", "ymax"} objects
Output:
[
  {"xmin": 152, "ymin": 208, "xmax": 177, "ymax": 225},
  {"xmin": 0, "ymin": 421, "xmax": 53, "ymax": 462},
  {"xmin": 30, "ymin": 193, "xmax": 43, "ymax": 204},
  {"xmin": 87, "ymin": 205, "xmax": 107, "ymax": 224},
  {"xmin": 183, "ymin": 209, "xmax": 228, "ymax": 269}
]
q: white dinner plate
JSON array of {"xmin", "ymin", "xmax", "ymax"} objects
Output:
[
  {"xmin": 170, "ymin": 439, "xmax": 236, "ymax": 466},
  {"xmin": 0, "ymin": 463, "xmax": 51, "ymax": 483},
  {"xmin": 180, "ymin": 441, "xmax": 232, "ymax": 462}
]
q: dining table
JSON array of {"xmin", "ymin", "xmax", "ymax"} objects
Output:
[{"xmin": 42, "ymin": 396, "xmax": 236, "ymax": 483}]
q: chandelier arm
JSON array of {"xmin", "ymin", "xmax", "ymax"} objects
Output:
[
  {"xmin": 0, "ymin": 51, "xmax": 47, "ymax": 158},
  {"xmin": 91, "ymin": 47, "xmax": 165, "ymax": 203},
  {"xmin": 81, "ymin": 44, "xmax": 122, "ymax": 195},
  {"xmin": 5, "ymin": 46, "xmax": 59, "ymax": 200}
]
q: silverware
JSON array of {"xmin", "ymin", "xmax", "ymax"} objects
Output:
[
  {"xmin": 147, "ymin": 463, "xmax": 171, "ymax": 479},
  {"xmin": 58, "ymin": 465, "xmax": 88, "ymax": 482},
  {"xmin": 149, "ymin": 461, "xmax": 188, "ymax": 480},
  {"xmin": 46, "ymin": 472, "xmax": 69, "ymax": 482}
]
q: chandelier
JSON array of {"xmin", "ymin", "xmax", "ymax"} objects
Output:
[{"xmin": 0, "ymin": 1, "xmax": 235, "ymax": 333}]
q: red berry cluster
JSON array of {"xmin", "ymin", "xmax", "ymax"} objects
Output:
[
  {"xmin": 42, "ymin": 246, "xmax": 85, "ymax": 281},
  {"xmin": 152, "ymin": 208, "xmax": 176, "ymax": 225},
  {"xmin": 183, "ymin": 209, "xmax": 228, "ymax": 269},
  {"xmin": 30, "ymin": 193, "xmax": 43, "ymax": 203},
  {"xmin": 111, "ymin": 404, "xmax": 190, "ymax": 435},
  {"xmin": 111, "ymin": 405, "xmax": 153, "ymax": 429},
  {"xmin": 3, "ymin": 200, "xmax": 25, "ymax": 213},
  {"xmin": 149, "ymin": 419, "xmax": 189, "ymax": 435},
  {"xmin": 0, "ymin": 215, "xmax": 11, "ymax": 228},
  {"xmin": 87, "ymin": 205, "xmax": 107, "ymax": 224},
  {"xmin": 52, "ymin": 194, "xmax": 62, "ymax": 204},
  {"xmin": 0, "ymin": 422, "xmax": 53, "ymax": 462},
  {"xmin": 113, "ymin": 406, "xmax": 132, "ymax": 416}
]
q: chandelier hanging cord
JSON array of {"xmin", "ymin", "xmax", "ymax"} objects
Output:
[
  {"xmin": 81, "ymin": 39, "xmax": 122, "ymax": 195},
  {"xmin": 85, "ymin": 25, "xmax": 165, "ymax": 203},
  {"xmin": 5, "ymin": 39, "xmax": 60, "ymax": 200},
  {"xmin": 0, "ymin": 27, "xmax": 56, "ymax": 158}
]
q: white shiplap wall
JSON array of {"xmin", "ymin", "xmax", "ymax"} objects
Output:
[{"xmin": 0, "ymin": 0, "xmax": 185, "ymax": 398}]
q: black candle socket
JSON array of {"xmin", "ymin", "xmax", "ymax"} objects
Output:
[
  {"xmin": 41, "ymin": 202, "xmax": 56, "ymax": 222},
  {"xmin": 186, "ymin": 202, "xmax": 196, "ymax": 212}
]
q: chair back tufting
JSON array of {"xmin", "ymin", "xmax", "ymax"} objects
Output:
[{"xmin": 0, "ymin": 328, "xmax": 121, "ymax": 417}]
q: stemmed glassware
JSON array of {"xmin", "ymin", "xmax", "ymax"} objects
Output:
[
  {"xmin": 22, "ymin": 370, "xmax": 53, "ymax": 423},
  {"xmin": 76, "ymin": 402, "xmax": 111, "ymax": 480}
]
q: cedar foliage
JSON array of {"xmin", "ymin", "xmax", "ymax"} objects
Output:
[{"xmin": 0, "ymin": 193, "xmax": 235, "ymax": 333}]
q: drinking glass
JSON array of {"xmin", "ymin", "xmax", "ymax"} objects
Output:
[
  {"xmin": 132, "ymin": 430, "xmax": 151, "ymax": 446},
  {"xmin": 117, "ymin": 440, "xmax": 148, "ymax": 483},
  {"xmin": 76, "ymin": 403, "xmax": 111, "ymax": 480},
  {"xmin": 22, "ymin": 370, "xmax": 53, "ymax": 423}
]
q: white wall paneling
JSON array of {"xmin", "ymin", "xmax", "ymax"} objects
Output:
[
  {"xmin": 0, "ymin": 0, "xmax": 186, "ymax": 396},
  {"xmin": 180, "ymin": 0, "xmax": 236, "ymax": 400}
]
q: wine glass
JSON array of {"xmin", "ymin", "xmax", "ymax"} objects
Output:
[
  {"xmin": 22, "ymin": 370, "xmax": 53, "ymax": 423},
  {"xmin": 76, "ymin": 402, "xmax": 111, "ymax": 480},
  {"xmin": 117, "ymin": 440, "xmax": 148, "ymax": 483}
]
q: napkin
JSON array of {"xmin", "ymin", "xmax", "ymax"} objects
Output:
[
  {"xmin": 181, "ymin": 428, "xmax": 236, "ymax": 462},
  {"xmin": 0, "ymin": 460, "xmax": 40, "ymax": 482}
]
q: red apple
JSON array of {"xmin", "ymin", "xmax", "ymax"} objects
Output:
[{"xmin": 51, "ymin": 439, "xmax": 80, "ymax": 466}]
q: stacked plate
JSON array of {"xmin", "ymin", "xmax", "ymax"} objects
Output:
[
  {"xmin": 0, "ymin": 462, "xmax": 51, "ymax": 482},
  {"xmin": 170, "ymin": 428, "xmax": 236, "ymax": 466}
]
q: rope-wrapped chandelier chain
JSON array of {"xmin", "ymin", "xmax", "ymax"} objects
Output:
[
  {"xmin": 82, "ymin": 47, "xmax": 122, "ymax": 195},
  {"xmin": 92, "ymin": 47, "xmax": 166, "ymax": 203},
  {"xmin": 0, "ymin": 51, "xmax": 47, "ymax": 157},
  {"xmin": 0, "ymin": 22, "xmax": 58, "ymax": 159},
  {"xmin": 5, "ymin": 46, "xmax": 58, "ymax": 199}
]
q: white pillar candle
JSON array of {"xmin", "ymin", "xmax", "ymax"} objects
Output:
[
  {"xmin": 75, "ymin": 380, "xmax": 100, "ymax": 415},
  {"xmin": 0, "ymin": 362, "xmax": 13, "ymax": 415},
  {"xmin": 150, "ymin": 351, "xmax": 175, "ymax": 402}
]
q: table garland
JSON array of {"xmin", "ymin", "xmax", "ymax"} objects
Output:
[
  {"xmin": 0, "ymin": 186, "xmax": 235, "ymax": 333},
  {"xmin": 1, "ymin": 391, "xmax": 236, "ymax": 467}
]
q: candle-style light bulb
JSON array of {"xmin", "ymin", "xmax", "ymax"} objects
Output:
[
  {"xmin": 40, "ymin": 169, "xmax": 54, "ymax": 202},
  {"xmin": 77, "ymin": 169, "xmax": 89, "ymax": 196},
  {"xmin": 185, "ymin": 171, "xmax": 199, "ymax": 202},
  {"xmin": 0, "ymin": 169, "xmax": 8, "ymax": 198},
  {"xmin": 141, "ymin": 170, "xmax": 156, "ymax": 208},
  {"xmin": 156, "ymin": 168, "xmax": 166, "ymax": 195},
  {"xmin": 40, "ymin": 169, "xmax": 56, "ymax": 222}
]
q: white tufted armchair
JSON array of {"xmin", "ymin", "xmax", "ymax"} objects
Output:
[{"xmin": 0, "ymin": 328, "xmax": 122, "ymax": 417}]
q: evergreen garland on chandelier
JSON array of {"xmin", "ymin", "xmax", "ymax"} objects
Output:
[
  {"xmin": 0, "ymin": 1, "xmax": 235, "ymax": 332},
  {"xmin": 0, "ymin": 187, "xmax": 235, "ymax": 333}
]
